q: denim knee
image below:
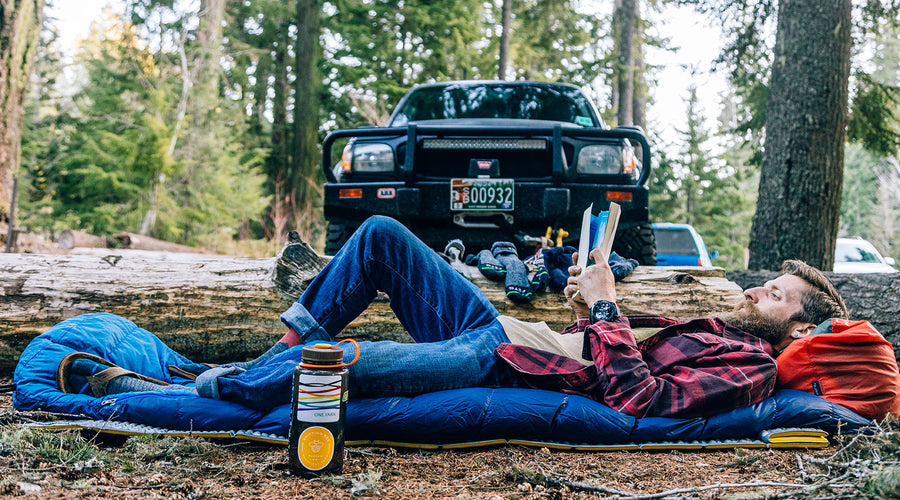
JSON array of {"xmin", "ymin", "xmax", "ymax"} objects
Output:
[{"xmin": 357, "ymin": 216, "xmax": 407, "ymax": 245}]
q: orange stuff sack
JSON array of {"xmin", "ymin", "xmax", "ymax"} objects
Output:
[{"xmin": 777, "ymin": 319, "xmax": 900, "ymax": 421}]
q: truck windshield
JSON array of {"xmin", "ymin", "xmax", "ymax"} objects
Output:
[{"xmin": 389, "ymin": 84, "xmax": 599, "ymax": 127}]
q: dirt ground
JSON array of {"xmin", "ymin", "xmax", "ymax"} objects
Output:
[{"xmin": 2, "ymin": 377, "xmax": 876, "ymax": 500}]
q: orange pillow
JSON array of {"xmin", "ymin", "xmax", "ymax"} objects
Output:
[{"xmin": 776, "ymin": 319, "xmax": 900, "ymax": 421}]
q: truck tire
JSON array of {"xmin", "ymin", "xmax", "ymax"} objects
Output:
[
  {"xmin": 614, "ymin": 224, "xmax": 657, "ymax": 266},
  {"xmin": 324, "ymin": 222, "xmax": 356, "ymax": 256}
]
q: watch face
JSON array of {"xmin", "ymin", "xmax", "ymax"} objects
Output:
[{"xmin": 591, "ymin": 300, "xmax": 618, "ymax": 322}]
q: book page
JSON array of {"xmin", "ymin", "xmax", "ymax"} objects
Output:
[{"xmin": 575, "ymin": 203, "xmax": 593, "ymax": 269}]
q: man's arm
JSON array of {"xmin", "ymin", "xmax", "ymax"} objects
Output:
[
  {"xmin": 569, "ymin": 248, "xmax": 777, "ymax": 418},
  {"xmin": 585, "ymin": 317, "xmax": 777, "ymax": 418}
]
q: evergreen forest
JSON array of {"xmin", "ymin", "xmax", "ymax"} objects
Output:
[{"xmin": 9, "ymin": 0, "xmax": 900, "ymax": 269}]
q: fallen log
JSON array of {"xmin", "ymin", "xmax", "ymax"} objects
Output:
[
  {"xmin": 1, "ymin": 236, "xmax": 744, "ymax": 372},
  {"xmin": 57, "ymin": 230, "xmax": 107, "ymax": 250},
  {"xmin": 111, "ymin": 232, "xmax": 205, "ymax": 253}
]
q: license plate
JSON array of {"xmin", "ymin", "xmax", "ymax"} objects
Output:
[{"xmin": 450, "ymin": 178, "xmax": 514, "ymax": 211}]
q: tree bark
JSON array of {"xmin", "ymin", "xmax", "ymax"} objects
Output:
[
  {"xmin": 748, "ymin": 0, "xmax": 851, "ymax": 271},
  {"xmin": 0, "ymin": 242, "xmax": 746, "ymax": 372},
  {"xmin": 498, "ymin": 0, "xmax": 512, "ymax": 80},
  {"xmin": 0, "ymin": 0, "xmax": 44, "ymax": 220}
]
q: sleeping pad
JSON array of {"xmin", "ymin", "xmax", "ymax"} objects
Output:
[{"xmin": 13, "ymin": 313, "xmax": 872, "ymax": 447}]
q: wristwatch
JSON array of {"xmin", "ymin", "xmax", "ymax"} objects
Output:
[{"xmin": 590, "ymin": 300, "xmax": 620, "ymax": 323}]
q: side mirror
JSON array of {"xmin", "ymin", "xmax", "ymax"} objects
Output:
[
  {"xmin": 709, "ymin": 249, "xmax": 719, "ymax": 260},
  {"xmin": 885, "ymin": 257, "xmax": 896, "ymax": 266}
]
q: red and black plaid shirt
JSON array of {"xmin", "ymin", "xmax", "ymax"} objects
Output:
[{"xmin": 494, "ymin": 315, "xmax": 777, "ymax": 418}]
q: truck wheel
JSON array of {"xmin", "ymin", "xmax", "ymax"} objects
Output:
[
  {"xmin": 614, "ymin": 224, "xmax": 657, "ymax": 266},
  {"xmin": 324, "ymin": 222, "xmax": 355, "ymax": 256}
]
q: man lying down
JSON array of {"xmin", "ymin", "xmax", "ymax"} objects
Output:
[{"xmin": 56, "ymin": 216, "xmax": 900, "ymax": 421}]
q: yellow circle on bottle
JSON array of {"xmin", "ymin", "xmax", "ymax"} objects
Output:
[{"xmin": 297, "ymin": 426, "xmax": 335, "ymax": 471}]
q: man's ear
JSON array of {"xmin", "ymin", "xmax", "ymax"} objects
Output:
[{"xmin": 789, "ymin": 322, "xmax": 816, "ymax": 339}]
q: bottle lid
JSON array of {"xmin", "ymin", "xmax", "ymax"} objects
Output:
[{"xmin": 301, "ymin": 344, "xmax": 343, "ymax": 365}]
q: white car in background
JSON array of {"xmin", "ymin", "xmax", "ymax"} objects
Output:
[{"xmin": 833, "ymin": 237, "xmax": 898, "ymax": 274}]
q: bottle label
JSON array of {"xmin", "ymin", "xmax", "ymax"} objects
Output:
[
  {"xmin": 296, "ymin": 426, "xmax": 335, "ymax": 471},
  {"xmin": 296, "ymin": 373, "xmax": 343, "ymax": 423}
]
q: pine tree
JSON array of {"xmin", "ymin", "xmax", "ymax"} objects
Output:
[{"xmin": 25, "ymin": 6, "xmax": 267, "ymax": 247}]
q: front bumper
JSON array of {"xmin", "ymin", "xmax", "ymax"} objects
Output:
[{"xmin": 324, "ymin": 180, "xmax": 649, "ymax": 246}]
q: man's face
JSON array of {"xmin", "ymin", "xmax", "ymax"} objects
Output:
[{"xmin": 720, "ymin": 274, "xmax": 810, "ymax": 346}]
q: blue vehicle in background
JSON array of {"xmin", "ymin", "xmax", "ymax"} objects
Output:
[{"xmin": 651, "ymin": 223, "xmax": 718, "ymax": 267}]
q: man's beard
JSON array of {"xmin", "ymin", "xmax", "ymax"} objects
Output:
[{"xmin": 719, "ymin": 302, "xmax": 792, "ymax": 345}]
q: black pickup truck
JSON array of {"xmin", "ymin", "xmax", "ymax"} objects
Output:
[{"xmin": 321, "ymin": 81, "xmax": 656, "ymax": 264}]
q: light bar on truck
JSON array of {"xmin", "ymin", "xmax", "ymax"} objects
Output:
[{"xmin": 422, "ymin": 138, "xmax": 546, "ymax": 150}]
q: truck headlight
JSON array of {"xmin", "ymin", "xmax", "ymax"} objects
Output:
[
  {"xmin": 575, "ymin": 144, "xmax": 635, "ymax": 175},
  {"xmin": 346, "ymin": 143, "xmax": 394, "ymax": 172}
]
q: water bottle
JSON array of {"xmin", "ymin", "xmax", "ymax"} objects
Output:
[{"xmin": 288, "ymin": 341, "xmax": 356, "ymax": 476}]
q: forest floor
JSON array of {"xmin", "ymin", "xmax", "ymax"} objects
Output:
[{"xmin": 2, "ymin": 377, "xmax": 898, "ymax": 499}]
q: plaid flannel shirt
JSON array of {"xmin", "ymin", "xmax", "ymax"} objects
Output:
[{"xmin": 494, "ymin": 315, "xmax": 777, "ymax": 418}]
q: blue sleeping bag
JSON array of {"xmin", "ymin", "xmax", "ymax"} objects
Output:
[{"xmin": 13, "ymin": 313, "xmax": 872, "ymax": 444}]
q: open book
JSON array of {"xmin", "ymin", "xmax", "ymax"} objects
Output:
[{"xmin": 573, "ymin": 202, "xmax": 621, "ymax": 302}]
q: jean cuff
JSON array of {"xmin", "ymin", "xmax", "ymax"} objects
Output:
[
  {"xmin": 195, "ymin": 366, "xmax": 245, "ymax": 400},
  {"xmin": 280, "ymin": 302, "xmax": 330, "ymax": 342}
]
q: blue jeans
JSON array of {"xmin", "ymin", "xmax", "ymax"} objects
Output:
[{"xmin": 214, "ymin": 216, "xmax": 522, "ymax": 411}]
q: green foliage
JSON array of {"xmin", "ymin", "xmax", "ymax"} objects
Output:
[
  {"xmin": 682, "ymin": 1, "xmax": 900, "ymax": 162},
  {"xmin": 508, "ymin": 0, "xmax": 606, "ymax": 85},
  {"xmin": 650, "ymin": 82, "xmax": 754, "ymax": 270},
  {"xmin": 848, "ymin": 75, "xmax": 900, "ymax": 157},
  {"xmin": 679, "ymin": 0, "xmax": 774, "ymax": 160},
  {"xmin": 320, "ymin": 0, "xmax": 607, "ymax": 129},
  {"xmin": 20, "ymin": 5, "xmax": 268, "ymax": 248},
  {"xmin": 322, "ymin": 0, "xmax": 495, "ymax": 127}
]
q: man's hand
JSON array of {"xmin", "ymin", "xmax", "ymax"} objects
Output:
[
  {"xmin": 564, "ymin": 259, "xmax": 590, "ymax": 317},
  {"xmin": 566, "ymin": 248, "xmax": 617, "ymax": 314}
]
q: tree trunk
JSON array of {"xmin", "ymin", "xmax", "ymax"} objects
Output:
[
  {"xmin": 0, "ymin": 243, "xmax": 746, "ymax": 372},
  {"xmin": 268, "ymin": 28, "xmax": 291, "ymax": 231},
  {"xmin": 0, "ymin": 0, "xmax": 44, "ymax": 220},
  {"xmin": 293, "ymin": 0, "xmax": 322, "ymax": 223},
  {"xmin": 748, "ymin": 0, "xmax": 851, "ymax": 271},
  {"xmin": 609, "ymin": 0, "xmax": 622, "ymax": 124},
  {"xmin": 615, "ymin": 0, "xmax": 636, "ymax": 127},
  {"xmin": 498, "ymin": 0, "xmax": 512, "ymax": 80},
  {"xmin": 631, "ymin": 0, "xmax": 646, "ymax": 132}
]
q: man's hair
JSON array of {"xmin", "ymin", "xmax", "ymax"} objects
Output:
[{"xmin": 781, "ymin": 260, "xmax": 849, "ymax": 324}]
